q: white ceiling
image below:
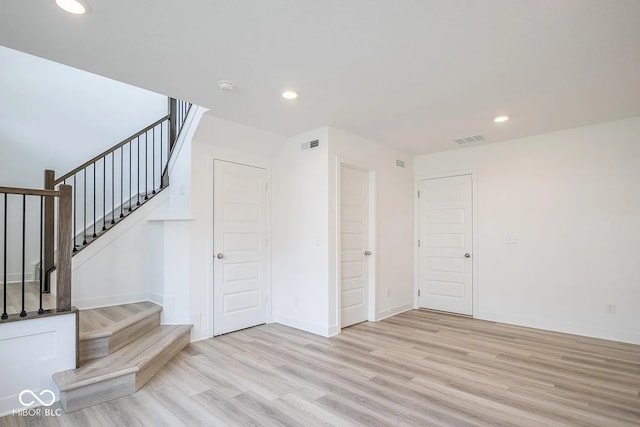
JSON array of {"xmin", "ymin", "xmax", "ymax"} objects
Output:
[{"xmin": 1, "ymin": 0, "xmax": 639, "ymax": 154}]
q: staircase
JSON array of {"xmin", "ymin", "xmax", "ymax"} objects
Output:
[{"xmin": 53, "ymin": 302, "xmax": 191, "ymax": 413}]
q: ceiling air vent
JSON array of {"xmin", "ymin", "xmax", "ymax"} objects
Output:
[
  {"xmin": 301, "ymin": 139, "xmax": 320, "ymax": 150},
  {"xmin": 454, "ymin": 134, "xmax": 485, "ymax": 145}
]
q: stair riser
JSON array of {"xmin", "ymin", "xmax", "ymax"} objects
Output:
[
  {"xmin": 80, "ymin": 311, "xmax": 161, "ymax": 362},
  {"xmin": 59, "ymin": 372, "xmax": 136, "ymax": 413},
  {"xmin": 136, "ymin": 329, "xmax": 190, "ymax": 389}
]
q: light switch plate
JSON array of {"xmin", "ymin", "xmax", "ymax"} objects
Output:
[{"xmin": 504, "ymin": 234, "xmax": 518, "ymax": 244}]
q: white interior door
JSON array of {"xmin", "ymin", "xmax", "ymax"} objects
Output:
[
  {"xmin": 340, "ymin": 165, "xmax": 370, "ymax": 328},
  {"xmin": 213, "ymin": 160, "xmax": 267, "ymax": 335},
  {"xmin": 418, "ymin": 175, "xmax": 473, "ymax": 315}
]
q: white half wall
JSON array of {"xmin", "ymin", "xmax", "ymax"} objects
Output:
[
  {"xmin": 0, "ymin": 313, "xmax": 76, "ymax": 415},
  {"xmin": 414, "ymin": 116, "xmax": 640, "ymax": 344},
  {"xmin": 328, "ymin": 128, "xmax": 414, "ymax": 332}
]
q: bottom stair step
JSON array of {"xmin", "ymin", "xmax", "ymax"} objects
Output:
[{"xmin": 53, "ymin": 324, "xmax": 192, "ymax": 413}]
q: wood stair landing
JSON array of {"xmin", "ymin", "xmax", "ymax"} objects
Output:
[{"xmin": 53, "ymin": 302, "xmax": 191, "ymax": 413}]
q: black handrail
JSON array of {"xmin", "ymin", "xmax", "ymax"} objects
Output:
[
  {"xmin": 44, "ymin": 97, "xmax": 192, "ymax": 264},
  {"xmin": 54, "ymin": 115, "xmax": 170, "ymax": 185}
]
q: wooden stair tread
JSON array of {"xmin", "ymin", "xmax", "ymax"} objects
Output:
[
  {"xmin": 79, "ymin": 302, "xmax": 161, "ymax": 340},
  {"xmin": 55, "ymin": 324, "xmax": 191, "ymax": 391}
]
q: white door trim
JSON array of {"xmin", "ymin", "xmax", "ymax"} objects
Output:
[
  {"xmin": 413, "ymin": 170, "xmax": 478, "ymax": 317},
  {"xmin": 212, "ymin": 158, "xmax": 272, "ymax": 336},
  {"xmin": 335, "ymin": 159, "xmax": 377, "ymax": 331}
]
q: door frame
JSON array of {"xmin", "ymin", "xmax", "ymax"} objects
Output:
[
  {"xmin": 335, "ymin": 159, "xmax": 377, "ymax": 330},
  {"xmin": 212, "ymin": 158, "xmax": 272, "ymax": 336},
  {"xmin": 414, "ymin": 170, "xmax": 478, "ymax": 316}
]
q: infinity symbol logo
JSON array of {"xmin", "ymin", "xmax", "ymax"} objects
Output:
[{"xmin": 18, "ymin": 389, "xmax": 55, "ymax": 407}]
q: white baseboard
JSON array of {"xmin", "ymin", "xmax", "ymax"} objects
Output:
[
  {"xmin": 273, "ymin": 314, "xmax": 333, "ymax": 337},
  {"xmin": 149, "ymin": 292, "xmax": 163, "ymax": 306},
  {"xmin": 477, "ymin": 311, "xmax": 640, "ymax": 346},
  {"xmin": 2, "ymin": 272, "xmax": 36, "ymax": 284},
  {"xmin": 327, "ymin": 324, "xmax": 340, "ymax": 337},
  {"xmin": 72, "ymin": 292, "xmax": 151, "ymax": 310},
  {"xmin": 376, "ymin": 303, "xmax": 413, "ymax": 321}
]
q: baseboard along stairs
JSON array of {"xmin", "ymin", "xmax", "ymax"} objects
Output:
[{"xmin": 53, "ymin": 302, "xmax": 191, "ymax": 413}]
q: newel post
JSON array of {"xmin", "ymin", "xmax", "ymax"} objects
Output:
[
  {"xmin": 57, "ymin": 184, "xmax": 73, "ymax": 312},
  {"xmin": 168, "ymin": 97, "xmax": 178, "ymax": 152},
  {"xmin": 43, "ymin": 169, "xmax": 55, "ymax": 293}
]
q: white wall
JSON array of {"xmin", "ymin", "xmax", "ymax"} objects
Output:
[
  {"xmin": 272, "ymin": 128, "xmax": 331, "ymax": 335},
  {"xmin": 0, "ymin": 46, "xmax": 167, "ymax": 188},
  {"xmin": 69, "ymin": 191, "xmax": 168, "ymax": 309},
  {"xmin": 0, "ymin": 45, "xmax": 167, "ymax": 282},
  {"xmin": 414, "ymin": 116, "xmax": 640, "ymax": 344},
  {"xmin": 328, "ymin": 128, "xmax": 414, "ymax": 331},
  {"xmin": 271, "ymin": 127, "xmax": 414, "ymax": 337},
  {"xmin": 158, "ymin": 113, "xmax": 284, "ymax": 341},
  {"xmin": 0, "ymin": 313, "xmax": 76, "ymax": 415}
]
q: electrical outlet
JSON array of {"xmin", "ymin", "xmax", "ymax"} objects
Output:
[
  {"xmin": 385, "ymin": 288, "xmax": 390, "ymax": 297},
  {"xmin": 504, "ymin": 234, "xmax": 518, "ymax": 244},
  {"xmin": 606, "ymin": 304, "xmax": 616, "ymax": 314}
]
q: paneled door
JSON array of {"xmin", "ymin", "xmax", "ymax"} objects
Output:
[
  {"xmin": 213, "ymin": 160, "xmax": 267, "ymax": 335},
  {"xmin": 418, "ymin": 175, "xmax": 473, "ymax": 315},
  {"xmin": 340, "ymin": 165, "xmax": 371, "ymax": 327}
]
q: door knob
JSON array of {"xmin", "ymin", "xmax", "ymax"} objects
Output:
[
  {"xmin": 364, "ymin": 251, "xmax": 372, "ymax": 256},
  {"xmin": 464, "ymin": 253, "xmax": 471, "ymax": 258},
  {"xmin": 216, "ymin": 253, "xmax": 224, "ymax": 259}
]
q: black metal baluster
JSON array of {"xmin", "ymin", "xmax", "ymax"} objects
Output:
[
  {"xmin": 129, "ymin": 141, "xmax": 132, "ymax": 212},
  {"xmin": 103, "ymin": 157, "xmax": 106, "ymax": 231},
  {"xmin": 93, "ymin": 162, "xmax": 97, "ymax": 238},
  {"xmin": 20, "ymin": 195, "xmax": 26, "ymax": 317},
  {"xmin": 83, "ymin": 169, "xmax": 87, "ymax": 245},
  {"xmin": 160, "ymin": 122, "xmax": 164, "ymax": 189},
  {"xmin": 73, "ymin": 175, "xmax": 77, "ymax": 252},
  {"xmin": 38, "ymin": 196, "xmax": 44, "ymax": 314},
  {"xmin": 137, "ymin": 136, "xmax": 141, "ymax": 206},
  {"xmin": 2, "ymin": 193, "xmax": 7, "ymax": 319},
  {"xmin": 145, "ymin": 132, "xmax": 148, "ymax": 200},
  {"xmin": 152, "ymin": 126, "xmax": 156, "ymax": 194},
  {"xmin": 120, "ymin": 147, "xmax": 124, "ymax": 217},
  {"xmin": 112, "ymin": 153, "xmax": 115, "ymax": 225}
]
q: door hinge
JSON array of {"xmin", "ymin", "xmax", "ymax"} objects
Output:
[
  {"xmin": 417, "ymin": 190, "xmax": 420, "ymax": 198},
  {"xmin": 418, "ymin": 289, "xmax": 421, "ymax": 297},
  {"xmin": 417, "ymin": 240, "xmax": 420, "ymax": 247},
  {"xmin": 265, "ymin": 182, "xmax": 269, "ymax": 192}
]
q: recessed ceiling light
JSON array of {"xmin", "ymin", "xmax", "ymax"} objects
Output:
[
  {"xmin": 282, "ymin": 91, "xmax": 298, "ymax": 100},
  {"xmin": 56, "ymin": 0, "xmax": 88, "ymax": 14},
  {"xmin": 494, "ymin": 115, "xmax": 510, "ymax": 123}
]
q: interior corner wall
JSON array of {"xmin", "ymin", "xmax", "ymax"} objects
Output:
[
  {"xmin": 70, "ymin": 191, "xmax": 169, "ymax": 309},
  {"xmin": 272, "ymin": 128, "xmax": 331, "ymax": 336},
  {"xmin": 327, "ymin": 128, "xmax": 414, "ymax": 331},
  {"xmin": 163, "ymin": 113, "xmax": 284, "ymax": 341},
  {"xmin": 413, "ymin": 116, "xmax": 640, "ymax": 344}
]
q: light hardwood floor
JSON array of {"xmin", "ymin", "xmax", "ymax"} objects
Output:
[{"xmin": 2, "ymin": 309, "xmax": 639, "ymax": 426}]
